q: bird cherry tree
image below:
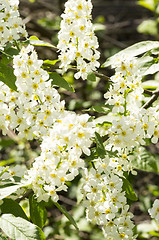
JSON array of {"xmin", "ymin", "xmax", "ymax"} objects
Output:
[{"xmin": 0, "ymin": 0, "xmax": 159, "ymax": 239}]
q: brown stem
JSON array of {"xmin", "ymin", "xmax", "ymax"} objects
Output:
[
  {"xmin": 16, "ymin": 189, "xmax": 33, "ymax": 203},
  {"xmin": 143, "ymin": 89, "xmax": 159, "ymax": 109},
  {"xmin": 143, "ymin": 89, "xmax": 153, "ymax": 96}
]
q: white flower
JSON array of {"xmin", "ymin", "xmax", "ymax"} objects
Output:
[
  {"xmin": 0, "ymin": 0, "xmax": 27, "ymax": 49},
  {"xmin": 148, "ymin": 199, "xmax": 159, "ymax": 221},
  {"xmin": 57, "ymin": 0, "xmax": 100, "ymax": 80}
]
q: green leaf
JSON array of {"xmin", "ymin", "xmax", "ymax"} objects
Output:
[
  {"xmin": 0, "ymin": 214, "xmax": 46, "ymax": 240},
  {"xmin": 29, "ymin": 36, "xmax": 56, "ymax": 49},
  {"xmin": 138, "ymin": 0, "xmax": 155, "ymax": 11},
  {"xmin": 0, "ymin": 159, "xmax": 15, "ymax": 167},
  {"xmin": 0, "ymin": 138, "xmax": 15, "ymax": 148},
  {"xmin": 95, "ymin": 132, "xmax": 106, "ymax": 157},
  {"xmin": 1, "ymin": 47, "xmax": 19, "ymax": 65},
  {"xmin": 43, "ymin": 59, "xmax": 60, "ymax": 65},
  {"xmin": 0, "ymin": 199, "xmax": 28, "ymax": 221},
  {"xmin": 87, "ymin": 72, "xmax": 96, "ymax": 82},
  {"xmin": 143, "ymin": 62, "xmax": 159, "ymax": 75},
  {"xmin": 137, "ymin": 20, "xmax": 158, "ymax": 36},
  {"xmin": 50, "ymin": 72, "xmax": 74, "ymax": 92},
  {"xmin": 0, "ymin": 63, "xmax": 17, "ymax": 91},
  {"xmin": 53, "ymin": 202, "xmax": 79, "ymax": 231},
  {"xmin": 102, "ymin": 41, "xmax": 159, "ymax": 67},
  {"xmin": 142, "ymin": 80, "xmax": 159, "ymax": 89},
  {"xmin": 122, "ymin": 177, "xmax": 138, "ymax": 201},
  {"xmin": 84, "ymin": 105, "xmax": 109, "ymax": 113},
  {"xmin": 29, "ymin": 194, "xmax": 47, "ymax": 228},
  {"xmin": 0, "ymin": 232, "xmax": 8, "ymax": 240},
  {"xmin": 132, "ymin": 147, "xmax": 158, "ymax": 173},
  {"xmin": 0, "ymin": 183, "xmax": 27, "ymax": 200}
]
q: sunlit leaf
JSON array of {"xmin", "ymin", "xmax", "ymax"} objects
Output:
[
  {"xmin": 102, "ymin": 41, "xmax": 159, "ymax": 67},
  {"xmin": 0, "ymin": 214, "xmax": 46, "ymax": 240},
  {"xmin": 29, "ymin": 36, "xmax": 56, "ymax": 49}
]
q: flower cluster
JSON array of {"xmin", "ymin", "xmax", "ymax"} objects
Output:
[
  {"xmin": 0, "ymin": 0, "xmax": 27, "ymax": 49},
  {"xmin": 0, "ymin": 1, "xmax": 159, "ymax": 239},
  {"xmin": 104, "ymin": 54, "xmax": 143, "ymax": 115},
  {"xmin": 82, "ymin": 157, "xmax": 137, "ymax": 240},
  {"xmin": 103, "ymin": 55, "xmax": 159, "ymax": 152},
  {"xmin": 0, "ymin": 45, "xmax": 64, "ymax": 139},
  {"xmin": 85, "ymin": 54, "xmax": 159, "ymax": 239},
  {"xmin": 0, "ymin": 44, "xmax": 96, "ymax": 202},
  {"xmin": 24, "ymin": 112, "xmax": 95, "ymax": 202},
  {"xmin": 57, "ymin": 0, "xmax": 100, "ymax": 80}
]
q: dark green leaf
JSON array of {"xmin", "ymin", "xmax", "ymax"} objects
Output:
[
  {"xmin": 95, "ymin": 132, "xmax": 106, "ymax": 157},
  {"xmin": 0, "ymin": 138, "xmax": 15, "ymax": 148},
  {"xmin": 0, "ymin": 63, "xmax": 17, "ymax": 91},
  {"xmin": 122, "ymin": 177, "xmax": 138, "ymax": 201},
  {"xmin": 50, "ymin": 72, "xmax": 74, "ymax": 92},
  {"xmin": 0, "ymin": 199, "xmax": 28, "ymax": 221},
  {"xmin": 1, "ymin": 47, "xmax": 19, "ymax": 65},
  {"xmin": 29, "ymin": 194, "xmax": 47, "ymax": 228},
  {"xmin": 0, "ymin": 214, "xmax": 46, "ymax": 240},
  {"xmin": 84, "ymin": 105, "xmax": 109, "ymax": 113},
  {"xmin": 53, "ymin": 201, "xmax": 79, "ymax": 231},
  {"xmin": 87, "ymin": 72, "xmax": 96, "ymax": 82},
  {"xmin": 0, "ymin": 232, "xmax": 8, "ymax": 240}
]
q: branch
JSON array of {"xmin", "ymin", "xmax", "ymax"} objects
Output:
[
  {"xmin": 45, "ymin": 64, "xmax": 110, "ymax": 81},
  {"xmin": 143, "ymin": 89, "xmax": 153, "ymax": 96},
  {"xmin": 16, "ymin": 189, "xmax": 33, "ymax": 203},
  {"xmin": 143, "ymin": 89, "xmax": 159, "ymax": 109}
]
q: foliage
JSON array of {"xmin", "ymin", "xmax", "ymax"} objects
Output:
[{"xmin": 1, "ymin": 0, "xmax": 159, "ymax": 240}]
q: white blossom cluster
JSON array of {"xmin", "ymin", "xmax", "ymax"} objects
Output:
[
  {"xmin": 0, "ymin": 0, "xmax": 27, "ymax": 49},
  {"xmin": 104, "ymin": 54, "xmax": 143, "ymax": 115},
  {"xmin": 83, "ymin": 54, "xmax": 159, "ymax": 239},
  {"xmin": 24, "ymin": 112, "xmax": 95, "ymax": 202},
  {"xmin": 0, "ymin": 43, "xmax": 96, "ymax": 202},
  {"xmin": 103, "ymin": 54, "xmax": 159, "ymax": 152},
  {"xmin": 57, "ymin": 0, "xmax": 100, "ymax": 80},
  {"xmin": 0, "ymin": 45, "xmax": 65, "ymax": 139},
  {"xmin": 82, "ymin": 157, "xmax": 137, "ymax": 240},
  {"xmin": 0, "ymin": 1, "xmax": 159, "ymax": 238}
]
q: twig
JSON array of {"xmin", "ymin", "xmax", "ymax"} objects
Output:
[
  {"xmin": 59, "ymin": 195, "xmax": 76, "ymax": 206},
  {"xmin": 16, "ymin": 189, "xmax": 33, "ymax": 203},
  {"xmin": 143, "ymin": 89, "xmax": 153, "ymax": 96},
  {"xmin": 143, "ymin": 89, "xmax": 159, "ymax": 109},
  {"xmin": 45, "ymin": 64, "xmax": 110, "ymax": 82}
]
